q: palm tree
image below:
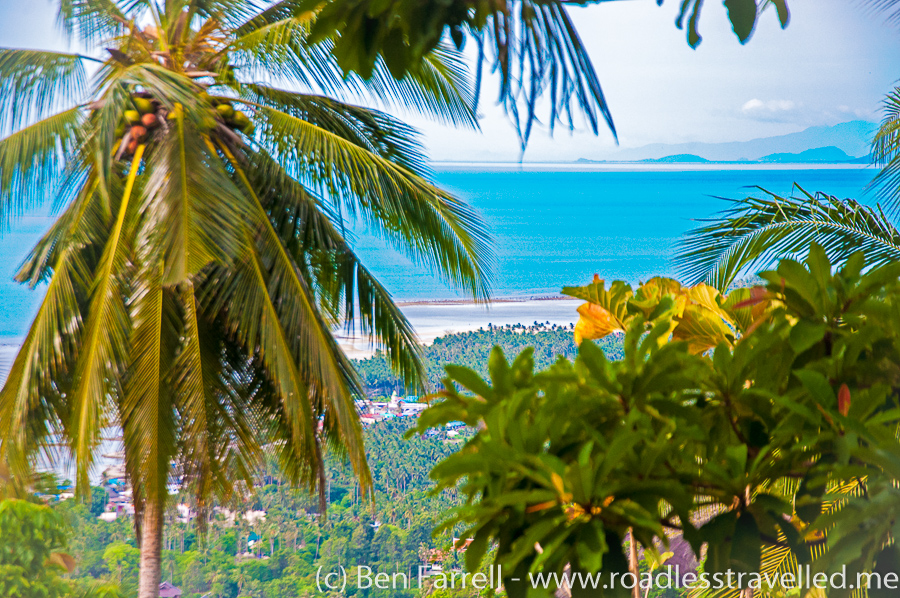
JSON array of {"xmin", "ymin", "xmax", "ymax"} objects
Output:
[
  {"xmin": 676, "ymin": 85, "xmax": 900, "ymax": 289},
  {"xmin": 0, "ymin": 1, "xmax": 491, "ymax": 597}
]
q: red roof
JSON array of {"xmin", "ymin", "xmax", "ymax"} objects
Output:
[{"xmin": 159, "ymin": 582, "xmax": 182, "ymax": 597}]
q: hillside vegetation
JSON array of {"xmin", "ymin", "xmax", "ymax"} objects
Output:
[{"xmin": 353, "ymin": 323, "xmax": 624, "ymax": 396}]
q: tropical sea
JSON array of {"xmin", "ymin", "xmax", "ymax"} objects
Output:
[
  {"xmin": 354, "ymin": 164, "xmax": 875, "ymax": 294},
  {"xmin": 0, "ymin": 164, "xmax": 877, "ymax": 343}
]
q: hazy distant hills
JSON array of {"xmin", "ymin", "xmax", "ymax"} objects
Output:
[
  {"xmin": 583, "ymin": 120, "xmax": 876, "ymax": 163},
  {"xmin": 758, "ymin": 145, "xmax": 853, "ymax": 163}
]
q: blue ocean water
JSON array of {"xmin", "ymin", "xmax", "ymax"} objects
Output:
[
  {"xmin": 0, "ymin": 166, "xmax": 876, "ymax": 339},
  {"xmin": 353, "ymin": 166, "xmax": 876, "ymax": 299}
]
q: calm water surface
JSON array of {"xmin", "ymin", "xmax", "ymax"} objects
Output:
[{"xmin": 0, "ymin": 166, "xmax": 876, "ymax": 338}]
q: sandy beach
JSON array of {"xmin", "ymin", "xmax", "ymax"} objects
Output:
[{"xmin": 336, "ymin": 297, "xmax": 582, "ymax": 358}]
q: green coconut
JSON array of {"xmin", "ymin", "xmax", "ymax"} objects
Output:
[
  {"xmin": 201, "ymin": 115, "xmax": 218, "ymax": 131},
  {"xmin": 232, "ymin": 111, "xmax": 251, "ymax": 131},
  {"xmin": 133, "ymin": 97, "xmax": 155, "ymax": 114},
  {"xmin": 114, "ymin": 124, "xmax": 125, "ymax": 138},
  {"xmin": 124, "ymin": 110, "xmax": 141, "ymax": 124},
  {"xmin": 216, "ymin": 103, "xmax": 235, "ymax": 120}
]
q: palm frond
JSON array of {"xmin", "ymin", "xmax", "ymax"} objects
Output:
[
  {"xmin": 188, "ymin": 0, "xmax": 268, "ymax": 29},
  {"xmin": 858, "ymin": 0, "xmax": 900, "ymax": 27},
  {"xmin": 490, "ymin": 0, "xmax": 617, "ymax": 148},
  {"xmin": 228, "ymin": 8, "xmax": 476, "ymax": 126},
  {"xmin": 246, "ymin": 101, "xmax": 493, "ymax": 300},
  {"xmin": 137, "ymin": 105, "xmax": 246, "ymax": 284},
  {"xmin": 871, "ymin": 86, "xmax": 900, "ymax": 208},
  {"xmin": 213, "ymin": 141, "xmax": 369, "ymax": 492},
  {"xmin": 228, "ymin": 11, "xmax": 346, "ymax": 93},
  {"xmin": 121, "ymin": 260, "xmax": 178, "ymax": 507},
  {"xmin": 355, "ymin": 44, "xmax": 477, "ymax": 128},
  {"xmin": 0, "ymin": 245, "xmax": 84, "ymax": 483},
  {"xmin": 57, "ymin": 0, "xmax": 128, "ymax": 45},
  {"xmin": 0, "ymin": 107, "xmax": 86, "ymax": 228},
  {"xmin": 171, "ymin": 286, "xmax": 262, "ymax": 517},
  {"xmin": 0, "ymin": 49, "xmax": 90, "ymax": 134},
  {"xmin": 67, "ymin": 146, "xmax": 145, "ymax": 494},
  {"xmin": 237, "ymin": 85, "xmax": 430, "ymax": 174},
  {"xmin": 247, "ymin": 149, "xmax": 428, "ymax": 391},
  {"xmin": 676, "ymin": 188, "xmax": 900, "ymax": 290}
]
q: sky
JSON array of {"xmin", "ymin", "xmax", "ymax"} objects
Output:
[{"xmin": 1, "ymin": 0, "xmax": 898, "ymax": 162}]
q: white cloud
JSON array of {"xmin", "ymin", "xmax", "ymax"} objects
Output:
[{"xmin": 741, "ymin": 98, "xmax": 797, "ymax": 115}]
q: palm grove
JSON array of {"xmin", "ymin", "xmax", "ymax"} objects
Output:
[{"xmin": 2, "ymin": 1, "xmax": 900, "ymax": 598}]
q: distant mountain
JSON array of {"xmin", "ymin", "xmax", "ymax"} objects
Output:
[
  {"xmin": 758, "ymin": 146, "xmax": 855, "ymax": 163},
  {"xmin": 590, "ymin": 121, "xmax": 876, "ymax": 162},
  {"xmin": 642, "ymin": 153, "xmax": 710, "ymax": 163}
]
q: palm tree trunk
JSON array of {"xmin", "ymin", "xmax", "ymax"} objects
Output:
[
  {"xmin": 138, "ymin": 501, "xmax": 164, "ymax": 598},
  {"xmin": 627, "ymin": 529, "xmax": 641, "ymax": 598}
]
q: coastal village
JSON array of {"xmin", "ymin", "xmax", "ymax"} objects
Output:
[
  {"xmin": 90, "ymin": 392, "xmax": 434, "ymax": 524},
  {"xmin": 37, "ymin": 388, "xmax": 461, "ymax": 597}
]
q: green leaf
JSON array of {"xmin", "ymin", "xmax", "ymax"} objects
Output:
[
  {"xmin": 724, "ymin": 0, "xmax": 759, "ymax": 43},
  {"xmin": 788, "ymin": 320, "xmax": 825, "ymax": 354},
  {"xmin": 731, "ymin": 511, "xmax": 762, "ymax": 573}
]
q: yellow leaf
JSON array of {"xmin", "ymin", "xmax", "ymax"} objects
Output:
[
  {"xmin": 673, "ymin": 304, "xmax": 735, "ymax": 354},
  {"xmin": 574, "ymin": 302, "xmax": 623, "ymax": 344}
]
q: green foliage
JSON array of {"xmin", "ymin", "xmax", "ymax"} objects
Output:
[
  {"xmin": 102, "ymin": 543, "xmax": 139, "ymax": 596},
  {"xmin": 872, "ymin": 85, "xmax": 900, "ymax": 205},
  {"xmin": 90, "ymin": 487, "xmax": 109, "ymax": 517},
  {"xmin": 0, "ymin": 499, "xmax": 122, "ymax": 598},
  {"xmin": 415, "ymin": 245, "xmax": 900, "ymax": 597},
  {"xmin": 353, "ymin": 323, "xmax": 623, "ymax": 394},
  {"xmin": 56, "ymin": 420, "xmax": 470, "ymax": 597},
  {"xmin": 676, "ymin": 187, "xmax": 900, "ymax": 291}
]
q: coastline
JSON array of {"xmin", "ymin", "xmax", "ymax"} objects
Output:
[
  {"xmin": 338, "ymin": 296, "xmax": 583, "ymax": 358},
  {"xmin": 431, "ymin": 161, "xmax": 876, "ymax": 172},
  {"xmin": 0, "ymin": 296, "xmax": 584, "ymax": 364}
]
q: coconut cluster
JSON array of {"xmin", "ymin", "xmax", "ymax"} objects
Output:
[{"xmin": 115, "ymin": 92, "xmax": 255, "ymax": 157}]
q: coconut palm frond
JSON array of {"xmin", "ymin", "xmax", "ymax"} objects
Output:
[
  {"xmin": 362, "ymin": 43, "xmax": 477, "ymax": 129},
  {"xmin": 249, "ymin": 102, "xmax": 493, "ymax": 300},
  {"xmin": 858, "ymin": 0, "xmax": 900, "ymax": 27},
  {"xmin": 676, "ymin": 188, "xmax": 900, "ymax": 291},
  {"xmin": 229, "ymin": 11, "xmax": 338, "ymax": 92},
  {"xmin": 121, "ymin": 260, "xmax": 178, "ymax": 508},
  {"xmin": 491, "ymin": 0, "xmax": 617, "ymax": 149},
  {"xmin": 248, "ymin": 151, "xmax": 428, "ymax": 391},
  {"xmin": 0, "ymin": 107, "xmax": 86, "ymax": 227},
  {"xmin": 137, "ymin": 105, "xmax": 247, "ymax": 284},
  {"xmin": 238, "ymin": 84, "xmax": 430, "ymax": 175},
  {"xmin": 229, "ymin": 7, "xmax": 476, "ymax": 126},
  {"xmin": 0, "ymin": 170, "xmax": 104, "ymax": 480},
  {"xmin": 0, "ymin": 244, "xmax": 84, "ymax": 480},
  {"xmin": 57, "ymin": 0, "xmax": 128, "ymax": 45},
  {"xmin": 169, "ymin": 287, "xmax": 262, "ymax": 517},
  {"xmin": 184, "ymin": 0, "xmax": 264, "ymax": 28},
  {"xmin": 67, "ymin": 147, "xmax": 146, "ymax": 494},
  {"xmin": 0, "ymin": 49, "xmax": 89, "ymax": 133},
  {"xmin": 871, "ymin": 86, "xmax": 900, "ymax": 208}
]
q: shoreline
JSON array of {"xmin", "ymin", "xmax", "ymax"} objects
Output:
[
  {"xmin": 394, "ymin": 293, "xmax": 574, "ymax": 306},
  {"xmin": 338, "ymin": 297, "xmax": 583, "ymax": 358},
  {"xmin": 0, "ymin": 296, "xmax": 585, "ymax": 363},
  {"xmin": 431, "ymin": 161, "xmax": 876, "ymax": 172}
]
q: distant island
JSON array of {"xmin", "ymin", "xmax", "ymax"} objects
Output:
[
  {"xmin": 757, "ymin": 146, "xmax": 868, "ymax": 164},
  {"xmin": 575, "ymin": 121, "xmax": 876, "ymax": 164},
  {"xmin": 577, "ymin": 145, "xmax": 869, "ymax": 165}
]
